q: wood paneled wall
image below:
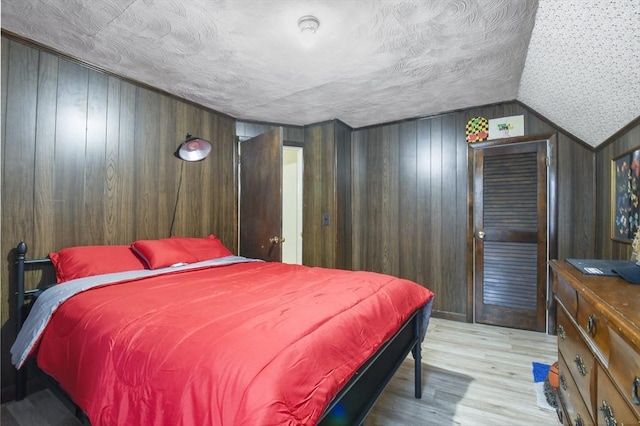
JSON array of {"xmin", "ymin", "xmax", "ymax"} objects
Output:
[
  {"xmin": 1, "ymin": 37, "xmax": 237, "ymax": 394},
  {"xmin": 596, "ymin": 118, "xmax": 640, "ymax": 259},
  {"xmin": 351, "ymin": 103, "xmax": 596, "ymax": 319},
  {"xmin": 303, "ymin": 121, "xmax": 353, "ymax": 269},
  {"xmin": 352, "ymin": 115, "xmax": 468, "ymax": 320}
]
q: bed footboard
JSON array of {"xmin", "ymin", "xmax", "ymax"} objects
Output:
[{"xmin": 318, "ymin": 306, "xmax": 426, "ymax": 425}]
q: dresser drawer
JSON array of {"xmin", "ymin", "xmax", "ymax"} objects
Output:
[
  {"xmin": 555, "ymin": 273, "xmax": 578, "ymax": 318},
  {"xmin": 597, "ymin": 365, "xmax": 640, "ymax": 425},
  {"xmin": 558, "ymin": 305, "xmax": 596, "ymax": 419},
  {"xmin": 558, "ymin": 353, "xmax": 594, "ymax": 426},
  {"xmin": 609, "ymin": 330, "xmax": 640, "ymax": 417},
  {"xmin": 577, "ymin": 293, "xmax": 611, "ymax": 362}
]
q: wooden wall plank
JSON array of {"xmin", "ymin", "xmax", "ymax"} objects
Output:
[
  {"xmin": 1, "ymin": 40, "xmax": 39, "ymax": 397},
  {"xmin": 213, "ymin": 112, "xmax": 238, "ymax": 252},
  {"xmin": 351, "ymin": 131, "xmax": 366, "ymax": 270},
  {"xmin": 335, "ymin": 121, "xmax": 352, "ymax": 270},
  {"xmin": 440, "ymin": 113, "xmax": 459, "ymax": 312},
  {"xmin": 1, "ymin": 39, "xmax": 7, "ymax": 261},
  {"xmin": 157, "ymin": 94, "xmax": 177, "ymax": 237},
  {"xmin": 382, "ymin": 124, "xmax": 400, "ymax": 275},
  {"xmin": 116, "ymin": 81, "xmax": 136, "ymax": 243},
  {"xmin": 33, "ymin": 52, "xmax": 59, "ymax": 256},
  {"xmin": 85, "ymin": 71, "xmax": 109, "ymax": 245},
  {"xmin": 3, "ymin": 41, "xmax": 39, "ymax": 253},
  {"xmin": 181, "ymin": 104, "xmax": 204, "ymax": 237},
  {"xmin": 416, "ymin": 118, "xmax": 432, "ymax": 288},
  {"xmin": 104, "ymin": 76, "xmax": 121, "ymax": 244},
  {"xmin": 198, "ymin": 110, "xmax": 214, "ymax": 238},
  {"xmin": 398, "ymin": 121, "xmax": 417, "ymax": 280},
  {"xmin": 557, "ymin": 134, "xmax": 596, "ymax": 258},
  {"xmin": 429, "ymin": 117, "xmax": 443, "ymax": 306},
  {"xmin": 53, "ymin": 60, "xmax": 89, "ymax": 249},
  {"xmin": 133, "ymin": 89, "xmax": 161, "ymax": 239}
]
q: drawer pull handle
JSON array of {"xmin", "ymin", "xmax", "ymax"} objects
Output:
[
  {"xmin": 633, "ymin": 376, "xmax": 640, "ymax": 405},
  {"xmin": 586, "ymin": 314, "xmax": 596, "ymax": 335},
  {"xmin": 574, "ymin": 414, "xmax": 584, "ymax": 426},
  {"xmin": 599, "ymin": 401, "xmax": 617, "ymax": 426},
  {"xmin": 573, "ymin": 355, "xmax": 587, "ymax": 376},
  {"xmin": 559, "ymin": 373, "xmax": 568, "ymax": 391},
  {"xmin": 557, "ymin": 325, "xmax": 566, "ymax": 339}
]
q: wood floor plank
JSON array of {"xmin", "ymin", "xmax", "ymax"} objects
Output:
[
  {"xmin": 1, "ymin": 405, "xmax": 21, "ymax": 426},
  {"xmin": 28, "ymin": 389, "xmax": 82, "ymax": 426},
  {"xmin": 4, "ymin": 395, "xmax": 53, "ymax": 426}
]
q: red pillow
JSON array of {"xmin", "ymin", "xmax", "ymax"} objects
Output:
[
  {"xmin": 170, "ymin": 235, "xmax": 233, "ymax": 262},
  {"xmin": 131, "ymin": 238, "xmax": 198, "ymax": 269},
  {"xmin": 132, "ymin": 236, "xmax": 233, "ymax": 270},
  {"xmin": 49, "ymin": 245, "xmax": 147, "ymax": 283}
]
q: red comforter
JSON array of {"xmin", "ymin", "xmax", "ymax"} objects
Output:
[{"xmin": 36, "ymin": 261, "xmax": 434, "ymax": 425}]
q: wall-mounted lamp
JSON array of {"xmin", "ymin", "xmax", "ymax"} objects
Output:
[{"xmin": 175, "ymin": 133, "xmax": 212, "ymax": 161}]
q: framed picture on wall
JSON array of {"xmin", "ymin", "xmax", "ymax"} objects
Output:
[{"xmin": 611, "ymin": 146, "xmax": 640, "ymax": 242}]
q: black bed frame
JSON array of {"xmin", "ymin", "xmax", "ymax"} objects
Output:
[{"xmin": 14, "ymin": 241, "xmax": 426, "ymax": 425}]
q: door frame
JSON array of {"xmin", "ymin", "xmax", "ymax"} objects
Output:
[
  {"xmin": 282, "ymin": 145, "xmax": 304, "ymax": 264},
  {"xmin": 467, "ymin": 133, "xmax": 558, "ymax": 333}
]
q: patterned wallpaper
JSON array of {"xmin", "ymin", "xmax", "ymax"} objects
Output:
[{"xmin": 518, "ymin": 0, "xmax": 640, "ymax": 146}]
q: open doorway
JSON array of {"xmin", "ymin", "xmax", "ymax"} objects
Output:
[{"xmin": 282, "ymin": 146, "xmax": 303, "ymax": 264}]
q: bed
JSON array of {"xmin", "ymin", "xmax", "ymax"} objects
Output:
[{"xmin": 12, "ymin": 237, "xmax": 434, "ymax": 425}]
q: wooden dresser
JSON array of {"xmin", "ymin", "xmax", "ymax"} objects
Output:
[{"xmin": 550, "ymin": 260, "xmax": 640, "ymax": 426}]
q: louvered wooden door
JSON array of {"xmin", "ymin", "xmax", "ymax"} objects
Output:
[{"xmin": 473, "ymin": 141, "xmax": 547, "ymax": 331}]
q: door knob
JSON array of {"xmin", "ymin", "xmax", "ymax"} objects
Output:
[
  {"xmin": 477, "ymin": 231, "xmax": 485, "ymax": 239},
  {"xmin": 269, "ymin": 236, "xmax": 286, "ymax": 244}
]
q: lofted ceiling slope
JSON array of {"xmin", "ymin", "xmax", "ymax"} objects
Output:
[{"xmin": 1, "ymin": 0, "xmax": 638, "ymax": 147}]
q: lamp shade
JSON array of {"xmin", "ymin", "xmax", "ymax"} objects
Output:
[{"xmin": 175, "ymin": 134, "xmax": 212, "ymax": 162}]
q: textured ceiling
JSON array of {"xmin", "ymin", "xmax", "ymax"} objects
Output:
[
  {"xmin": 1, "ymin": 0, "xmax": 638, "ymax": 147},
  {"xmin": 518, "ymin": 0, "xmax": 640, "ymax": 146}
]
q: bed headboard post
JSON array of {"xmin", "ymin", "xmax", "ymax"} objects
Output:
[
  {"xmin": 16, "ymin": 242, "xmax": 27, "ymax": 332},
  {"xmin": 15, "ymin": 241, "xmax": 27, "ymax": 401}
]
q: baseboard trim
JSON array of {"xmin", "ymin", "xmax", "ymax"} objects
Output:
[{"xmin": 431, "ymin": 310, "xmax": 467, "ymax": 322}]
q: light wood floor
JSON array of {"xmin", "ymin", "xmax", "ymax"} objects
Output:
[
  {"xmin": 1, "ymin": 318, "xmax": 559, "ymax": 426},
  {"xmin": 365, "ymin": 317, "xmax": 559, "ymax": 425}
]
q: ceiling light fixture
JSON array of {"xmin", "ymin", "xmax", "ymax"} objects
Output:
[{"xmin": 297, "ymin": 15, "xmax": 320, "ymax": 34}]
